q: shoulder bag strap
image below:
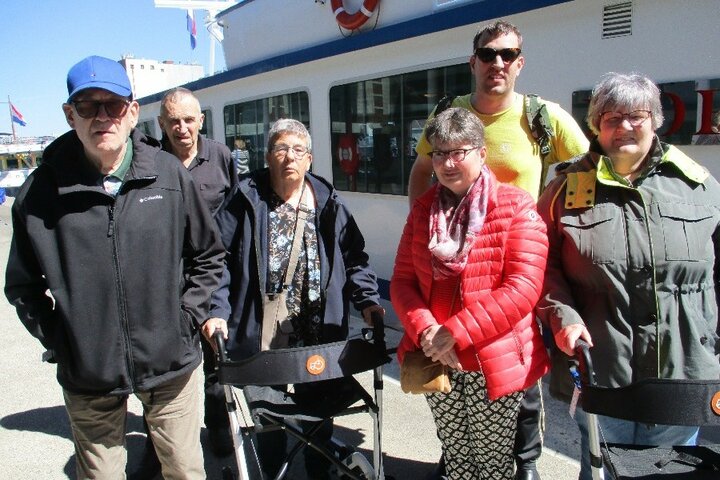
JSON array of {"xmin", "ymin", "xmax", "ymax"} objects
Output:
[{"xmin": 281, "ymin": 184, "xmax": 312, "ymax": 290}]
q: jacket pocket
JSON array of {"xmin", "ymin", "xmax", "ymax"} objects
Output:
[
  {"xmin": 657, "ymin": 203, "xmax": 715, "ymax": 261},
  {"xmin": 179, "ymin": 308, "xmax": 197, "ymax": 344},
  {"xmin": 559, "ymin": 207, "xmax": 620, "ymax": 264}
]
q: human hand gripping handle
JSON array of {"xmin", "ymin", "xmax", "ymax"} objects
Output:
[
  {"xmin": 420, "ymin": 325, "xmax": 462, "ymax": 371},
  {"xmin": 202, "ymin": 317, "xmax": 228, "ymax": 353},
  {"xmin": 362, "ymin": 304, "xmax": 385, "ymax": 326},
  {"xmin": 554, "ymin": 323, "xmax": 593, "ymax": 357}
]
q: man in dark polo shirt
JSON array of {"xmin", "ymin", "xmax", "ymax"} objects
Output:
[
  {"xmin": 156, "ymin": 87, "xmax": 237, "ymax": 458},
  {"xmin": 159, "ymin": 87, "xmax": 237, "ymax": 215}
]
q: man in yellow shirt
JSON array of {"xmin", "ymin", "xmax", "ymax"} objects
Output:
[
  {"xmin": 410, "ymin": 21, "xmax": 588, "ymax": 203},
  {"xmin": 408, "ymin": 20, "xmax": 589, "ymax": 480}
]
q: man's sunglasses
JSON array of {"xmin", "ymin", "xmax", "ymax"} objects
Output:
[
  {"xmin": 474, "ymin": 47, "xmax": 522, "ymax": 64},
  {"xmin": 71, "ymin": 99, "xmax": 131, "ymax": 119}
]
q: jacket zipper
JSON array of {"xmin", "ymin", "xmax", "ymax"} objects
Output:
[
  {"xmin": 109, "ymin": 197, "xmax": 137, "ymax": 389},
  {"xmin": 253, "ymin": 200, "xmax": 265, "ymax": 351},
  {"xmin": 107, "ymin": 204, "xmax": 115, "ymax": 237}
]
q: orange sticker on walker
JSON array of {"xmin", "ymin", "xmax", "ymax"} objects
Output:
[
  {"xmin": 306, "ymin": 354, "xmax": 326, "ymax": 375},
  {"xmin": 712, "ymin": 391, "xmax": 720, "ymax": 416}
]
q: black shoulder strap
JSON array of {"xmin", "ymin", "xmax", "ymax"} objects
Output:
[
  {"xmin": 525, "ymin": 94, "xmax": 554, "ymax": 159},
  {"xmin": 435, "ymin": 95, "xmax": 456, "ymax": 116}
]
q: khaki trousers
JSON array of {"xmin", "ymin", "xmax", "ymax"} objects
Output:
[{"xmin": 63, "ymin": 367, "xmax": 205, "ymax": 480}]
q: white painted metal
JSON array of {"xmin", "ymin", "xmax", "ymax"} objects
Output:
[{"xmin": 140, "ymin": 0, "xmax": 720, "ymax": 295}]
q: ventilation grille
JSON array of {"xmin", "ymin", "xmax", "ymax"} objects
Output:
[{"xmin": 603, "ymin": 2, "xmax": 632, "ymax": 39}]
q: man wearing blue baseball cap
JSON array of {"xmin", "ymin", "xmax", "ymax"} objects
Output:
[{"xmin": 5, "ymin": 55, "xmax": 226, "ymax": 479}]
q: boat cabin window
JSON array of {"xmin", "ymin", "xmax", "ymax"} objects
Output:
[
  {"xmin": 137, "ymin": 120, "xmax": 157, "ymax": 139},
  {"xmin": 201, "ymin": 108, "xmax": 213, "ymax": 139},
  {"xmin": 224, "ymin": 92, "xmax": 310, "ymax": 172},
  {"xmin": 329, "ymin": 63, "xmax": 470, "ymax": 195}
]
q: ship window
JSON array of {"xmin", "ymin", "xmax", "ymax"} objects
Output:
[
  {"xmin": 137, "ymin": 119, "xmax": 156, "ymax": 138},
  {"xmin": 224, "ymin": 92, "xmax": 310, "ymax": 172},
  {"xmin": 201, "ymin": 109, "xmax": 213, "ymax": 139},
  {"xmin": 329, "ymin": 63, "xmax": 471, "ymax": 195}
]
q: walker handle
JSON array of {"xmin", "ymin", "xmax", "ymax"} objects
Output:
[
  {"xmin": 574, "ymin": 339, "xmax": 596, "ymax": 386},
  {"xmin": 213, "ymin": 328, "xmax": 228, "ymax": 363}
]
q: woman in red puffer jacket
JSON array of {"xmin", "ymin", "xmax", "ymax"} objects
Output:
[{"xmin": 391, "ymin": 107, "xmax": 549, "ymax": 480}]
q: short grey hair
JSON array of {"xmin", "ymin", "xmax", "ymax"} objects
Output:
[
  {"xmin": 425, "ymin": 107, "xmax": 485, "ymax": 149},
  {"xmin": 586, "ymin": 72, "xmax": 664, "ymax": 135},
  {"xmin": 267, "ymin": 118, "xmax": 312, "ymax": 152},
  {"xmin": 159, "ymin": 87, "xmax": 199, "ymax": 117}
]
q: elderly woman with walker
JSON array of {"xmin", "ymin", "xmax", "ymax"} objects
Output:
[{"xmin": 537, "ymin": 72, "xmax": 720, "ymax": 480}]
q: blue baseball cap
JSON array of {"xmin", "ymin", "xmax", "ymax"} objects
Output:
[{"xmin": 66, "ymin": 55, "xmax": 132, "ymax": 102}]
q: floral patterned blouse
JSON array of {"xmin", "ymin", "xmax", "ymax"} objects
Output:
[{"xmin": 267, "ymin": 190, "xmax": 323, "ymax": 346}]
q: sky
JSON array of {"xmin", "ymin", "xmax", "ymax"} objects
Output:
[{"xmin": 0, "ymin": 0, "xmax": 230, "ymax": 138}]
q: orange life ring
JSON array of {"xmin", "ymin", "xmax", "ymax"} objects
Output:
[{"xmin": 331, "ymin": 0, "xmax": 379, "ymax": 30}]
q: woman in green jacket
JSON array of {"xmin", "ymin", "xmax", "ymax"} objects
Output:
[{"xmin": 537, "ymin": 72, "xmax": 720, "ymax": 480}]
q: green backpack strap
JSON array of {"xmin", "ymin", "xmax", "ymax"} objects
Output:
[
  {"xmin": 525, "ymin": 94, "xmax": 555, "ymax": 196},
  {"xmin": 525, "ymin": 93, "xmax": 554, "ymax": 159}
]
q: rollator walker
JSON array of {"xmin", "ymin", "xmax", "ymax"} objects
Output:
[
  {"xmin": 213, "ymin": 312, "xmax": 392, "ymax": 480},
  {"xmin": 573, "ymin": 340, "xmax": 720, "ymax": 479}
]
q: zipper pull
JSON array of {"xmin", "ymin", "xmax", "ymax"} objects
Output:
[{"xmin": 107, "ymin": 205, "xmax": 115, "ymax": 237}]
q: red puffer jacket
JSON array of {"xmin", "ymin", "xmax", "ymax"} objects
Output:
[{"xmin": 391, "ymin": 172, "xmax": 550, "ymax": 400}]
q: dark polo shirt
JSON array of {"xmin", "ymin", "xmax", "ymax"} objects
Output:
[{"xmin": 163, "ymin": 134, "xmax": 238, "ymax": 214}]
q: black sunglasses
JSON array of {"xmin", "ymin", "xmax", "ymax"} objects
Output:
[
  {"xmin": 474, "ymin": 47, "xmax": 522, "ymax": 63},
  {"xmin": 72, "ymin": 99, "xmax": 130, "ymax": 119}
]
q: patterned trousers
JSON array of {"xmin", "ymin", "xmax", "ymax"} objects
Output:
[{"xmin": 426, "ymin": 369, "xmax": 524, "ymax": 480}]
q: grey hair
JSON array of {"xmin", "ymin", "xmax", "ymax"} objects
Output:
[
  {"xmin": 159, "ymin": 87, "xmax": 199, "ymax": 117},
  {"xmin": 586, "ymin": 72, "xmax": 664, "ymax": 135},
  {"xmin": 473, "ymin": 20, "xmax": 523, "ymax": 50},
  {"xmin": 425, "ymin": 107, "xmax": 485, "ymax": 149},
  {"xmin": 267, "ymin": 118, "xmax": 312, "ymax": 152}
]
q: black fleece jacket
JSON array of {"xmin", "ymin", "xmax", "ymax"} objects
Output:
[{"xmin": 5, "ymin": 129, "xmax": 224, "ymax": 395}]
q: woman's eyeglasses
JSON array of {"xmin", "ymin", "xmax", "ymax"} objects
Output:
[
  {"xmin": 430, "ymin": 147, "xmax": 479, "ymax": 165},
  {"xmin": 72, "ymin": 99, "xmax": 130, "ymax": 119},
  {"xmin": 474, "ymin": 47, "xmax": 522, "ymax": 64},
  {"xmin": 600, "ymin": 110, "xmax": 651, "ymax": 128}
]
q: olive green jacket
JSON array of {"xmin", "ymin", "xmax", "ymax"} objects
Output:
[{"xmin": 537, "ymin": 138, "xmax": 720, "ymax": 401}]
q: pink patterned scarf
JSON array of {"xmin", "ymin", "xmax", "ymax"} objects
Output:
[{"xmin": 428, "ymin": 166, "xmax": 490, "ymax": 279}]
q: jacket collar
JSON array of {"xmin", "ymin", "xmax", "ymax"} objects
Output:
[
  {"xmin": 239, "ymin": 168, "xmax": 336, "ymax": 212},
  {"xmin": 42, "ymin": 129, "xmax": 161, "ymax": 192},
  {"xmin": 561, "ymin": 136, "xmax": 709, "ymax": 210},
  {"xmin": 595, "ymin": 136, "xmax": 709, "ymax": 186}
]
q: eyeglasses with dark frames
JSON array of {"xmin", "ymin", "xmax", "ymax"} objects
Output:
[
  {"xmin": 600, "ymin": 110, "xmax": 652, "ymax": 128},
  {"xmin": 429, "ymin": 147, "xmax": 479, "ymax": 165},
  {"xmin": 474, "ymin": 47, "xmax": 522, "ymax": 63},
  {"xmin": 71, "ymin": 99, "xmax": 131, "ymax": 119}
]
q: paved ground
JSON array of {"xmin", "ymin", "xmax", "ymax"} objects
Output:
[{"xmin": 0, "ymin": 197, "xmax": 584, "ymax": 479}]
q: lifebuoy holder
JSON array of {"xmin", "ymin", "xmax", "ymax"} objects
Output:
[
  {"xmin": 331, "ymin": 0, "xmax": 380, "ymax": 30},
  {"xmin": 337, "ymin": 133, "xmax": 360, "ymax": 176}
]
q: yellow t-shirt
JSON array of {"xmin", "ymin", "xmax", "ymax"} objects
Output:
[{"xmin": 415, "ymin": 93, "xmax": 589, "ymax": 199}]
